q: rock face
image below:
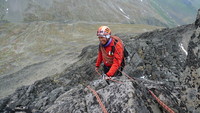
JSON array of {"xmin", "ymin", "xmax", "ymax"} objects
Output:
[
  {"xmin": 1, "ymin": 10, "xmax": 200, "ymax": 113},
  {"xmin": 195, "ymin": 9, "xmax": 200, "ymax": 28}
]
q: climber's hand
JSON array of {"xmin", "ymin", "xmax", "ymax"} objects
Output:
[{"xmin": 105, "ymin": 76, "xmax": 111, "ymax": 80}]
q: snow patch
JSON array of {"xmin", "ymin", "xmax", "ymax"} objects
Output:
[
  {"xmin": 179, "ymin": 43, "xmax": 188, "ymax": 56},
  {"xmin": 119, "ymin": 7, "xmax": 125, "ymax": 14},
  {"xmin": 140, "ymin": 76, "xmax": 145, "ymax": 79},
  {"xmin": 118, "ymin": 7, "xmax": 130, "ymax": 19},
  {"xmin": 6, "ymin": 8, "xmax": 8, "ymax": 13}
]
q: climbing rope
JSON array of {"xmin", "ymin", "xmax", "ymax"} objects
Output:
[
  {"xmin": 93, "ymin": 41, "xmax": 176, "ymax": 113},
  {"xmin": 89, "ymin": 67, "xmax": 176, "ymax": 113},
  {"xmin": 118, "ymin": 69, "xmax": 176, "ymax": 113},
  {"xmin": 148, "ymin": 89, "xmax": 175, "ymax": 113},
  {"xmin": 86, "ymin": 85, "xmax": 108, "ymax": 113}
]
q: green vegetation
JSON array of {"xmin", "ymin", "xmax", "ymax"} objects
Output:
[
  {"xmin": 150, "ymin": 0, "xmax": 197, "ymax": 25},
  {"xmin": 150, "ymin": 0, "xmax": 177, "ymax": 27},
  {"xmin": 0, "ymin": 22, "xmax": 163, "ymax": 76}
]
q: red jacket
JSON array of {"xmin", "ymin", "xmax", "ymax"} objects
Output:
[{"xmin": 96, "ymin": 36, "xmax": 124, "ymax": 77}]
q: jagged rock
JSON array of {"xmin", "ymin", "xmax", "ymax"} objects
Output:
[
  {"xmin": 44, "ymin": 85, "xmax": 87, "ymax": 113},
  {"xmin": 44, "ymin": 78, "xmax": 178, "ymax": 113},
  {"xmin": 195, "ymin": 9, "xmax": 200, "ymax": 28},
  {"xmin": 1, "ymin": 9, "xmax": 200, "ymax": 113},
  {"xmin": 180, "ymin": 21, "xmax": 200, "ymax": 113}
]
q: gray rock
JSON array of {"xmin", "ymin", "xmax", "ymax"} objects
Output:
[{"xmin": 1, "ymin": 8, "xmax": 200, "ymax": 113}]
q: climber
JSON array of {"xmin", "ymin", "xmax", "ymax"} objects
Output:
[{"xmin": 95, "ymin": 26, "xmax": 129, "ymax": 80}]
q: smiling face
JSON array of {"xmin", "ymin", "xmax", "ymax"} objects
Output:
[{"xmin": 98, "ymin": 36, "xmax": 108, "ymax": 45}]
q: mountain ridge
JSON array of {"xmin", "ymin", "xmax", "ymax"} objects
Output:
[
  {"xmin": 1, "ymin": 0, "xmax": 200, "ymax": 27},
  {"xmin": 0, "ymin": 9, "xmax": 199, "ymax": 113}
]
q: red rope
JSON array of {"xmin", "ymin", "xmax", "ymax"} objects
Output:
[
  {"xmin": 107, "ymin": 78, "xmax": 123, "ymax": 84},
  {"xmin": 87, "ymin": 85, "xmax": 108, "ymax": 113},
  {"xmin": 148, "ymin": 90, "xmax": 175, "ymax": 113},
  {"xmin": 118, "ymin": 69, "xmax": 176, "ymax": 113},
  {"xmin": 95, "ymin": 42, "xmax": 176, "ymax": 113},
  {"xmin": 118, "ymin": 69, "xmax": 135, "ymax": 81}
]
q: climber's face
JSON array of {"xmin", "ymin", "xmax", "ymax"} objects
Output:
[{"xmin": 98, "ymin": 37, "xmax": 108, "ymax": 45}]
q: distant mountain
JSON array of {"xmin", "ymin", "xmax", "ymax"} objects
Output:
[
  {"xmin": 149, "ymin": 0, "xmax": 200, "ymax": 26},
  {"xmin": 1, "ymin": 0, "xmax": 200, "ymax": 27}
]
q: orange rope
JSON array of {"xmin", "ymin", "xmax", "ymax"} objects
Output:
[
  {"xmin": 148, "ymin": 90, "xmax": 175, "ymax": 113},
  {"xmin": 95, "ymin": 42, "xmax": 176, "ymax": 113},
  {"xmin": 118, "ymin": 69, "xmax": 135, "ymax": 81},
  {"xmin": 87, "ymin": 85, "xmax": 108, "ymax": 113},
  {"xmin": 118, "ymin": 69, "xmax": 176, "ymax": 113},
  {"xmin": 95, "ymin": 68, "xmax": 176, "ymax": 113},
  {"xmin": 107, "ymin": 78, "xmax": 123, "ymax": 84}
]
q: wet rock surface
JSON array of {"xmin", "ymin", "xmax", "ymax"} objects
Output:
[{"xmin": 1, "ymin": 10, "xmax": 200, "ymax": 113}]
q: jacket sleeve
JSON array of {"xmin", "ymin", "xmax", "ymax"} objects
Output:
[
  {"xmin": 96, "ymin": 48, "xmax": 102, "ymax": 67},
  {"xmin": 106, "ymin": 42, "xmax": 124, "ymax": 77}
]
